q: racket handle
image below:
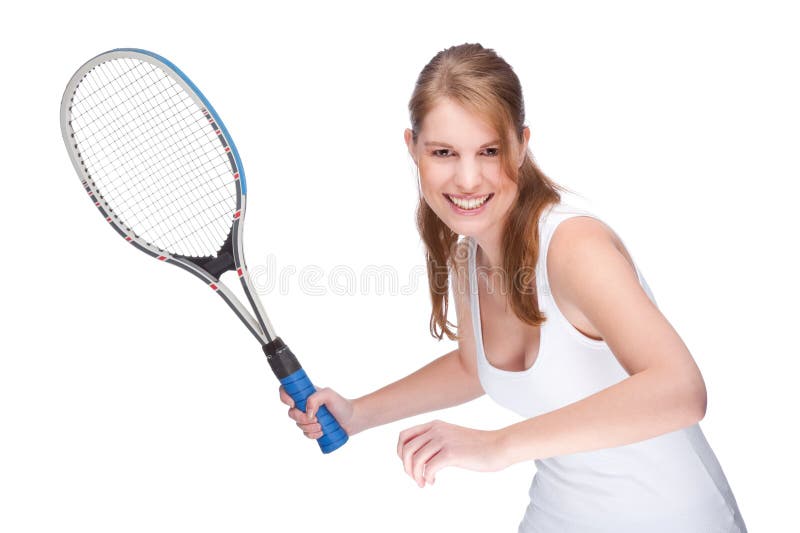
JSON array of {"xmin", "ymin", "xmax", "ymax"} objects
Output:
[{"xmin": 263, "ymin": 338, "xmax": 349, "ymax": 454}]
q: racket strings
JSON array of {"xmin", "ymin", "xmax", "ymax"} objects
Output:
[
  {"xmin": 75, "ymin": 59, "xmax": 235, "ymax": 257},
  {"xmin": 77, "ymin": 95, "xmax": 205, "ymax": 196},
  {"xmin": 74, "ymin": 69, "xmax": 200, "ymax": 201},
  {"xmin": 68, "ymin": 57, "xmax": 238, "ymax": 258},
  {"xmin": 76, "ymin": 82, "xmax": 212, "ymax": 186},
  {"xmin": 71, "ymin": 62, "xmax": 175, "ymax": 144},
  {"xmin": 71, "ymin": 58, "xmax": 234, "ymax": 258},
  {"xmin": 93, "ymin": 116, "xmax": 233, "ymax": 252},
  {"xmin": 158, "ymin": 196, "xmax": 239, "ymax": 252}
]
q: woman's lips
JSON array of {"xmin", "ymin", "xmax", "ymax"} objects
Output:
[{"xmin": 444, "ymin": 193, "xmax": 494, "ymax": 215}]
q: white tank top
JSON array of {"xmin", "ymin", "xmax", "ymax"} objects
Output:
[{"xmin": 467, "ymin": 202, "xmax": 747, "ymax": 533}]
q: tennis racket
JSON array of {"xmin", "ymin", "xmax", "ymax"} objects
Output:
[{"xmin": 60, "ymin": 48, "xmax": 348, "ymax": 454}]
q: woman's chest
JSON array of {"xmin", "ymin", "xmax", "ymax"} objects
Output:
[{"xmin": 478, "ymin": 287, "xmax": 542, "ymax": 372}]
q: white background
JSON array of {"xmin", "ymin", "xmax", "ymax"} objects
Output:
[{"xmin": 1, "ymin": 1, "xmax": 797, "ymax": 531}]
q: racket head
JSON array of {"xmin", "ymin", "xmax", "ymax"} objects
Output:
[
  {"xmin": 60, "ymin": 48, "xmax": 248, "ymax": 281},
  {"xmin": 62, "ymin": 48, "xmax": 275, "ymax": 343}
]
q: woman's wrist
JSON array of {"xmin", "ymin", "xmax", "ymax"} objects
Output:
[
  {"xmin": 346, "ymin": 396, "xmax": 371, "ymax": 436},
  {"xmin": 494, "ymin": 425, "xmax": 528, "ymax": 469}
]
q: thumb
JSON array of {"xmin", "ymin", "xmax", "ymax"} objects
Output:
[{"xmin": 305, "ymin": 387, "xmax": 333, "ymax": 419}]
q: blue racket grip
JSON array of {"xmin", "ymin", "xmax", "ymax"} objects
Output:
[
  {"xmin": 263, "ymin": 338, "xmax": 349, "ymax": 454},
  {"xmin": 280, "ymin": 369, "xmax": 349, "ymax": 453}
]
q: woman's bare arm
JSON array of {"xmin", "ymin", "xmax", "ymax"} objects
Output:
[
  {"xmin": 350, "ymin": 348, "xmax": 483, "ymax": 435},
  {"xmin": 285, "ymin": 240, "xmax": 484, "ymax": 437},
  {"xmin": 498, "ymin": 218, "xmax": 706, "ymax": 464}
]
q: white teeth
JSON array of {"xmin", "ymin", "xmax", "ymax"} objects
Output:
[{"xmin": 449, "ymin": 194, "xmax": 490, "ymax": 210}]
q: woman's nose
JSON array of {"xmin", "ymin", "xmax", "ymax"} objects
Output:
[{"xmin": 453, "ymin": 157, "xmax": 482, "ymax": 191}]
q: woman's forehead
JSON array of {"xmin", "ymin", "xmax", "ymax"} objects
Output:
[
  {"xmin": 419, "ymin": 99, "xmax": 498, "ymax": 141},
  {"xmin": 418, "ymin": 98, "xmax": 516, "ymax": 148}
]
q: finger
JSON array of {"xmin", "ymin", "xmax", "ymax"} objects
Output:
[
  {"xmin": 278, "ymin": 386, "xmax": 294, "ymax": 408},
  {"xmin": 287, "ymin": 406, "xmax": 315, "ymax": 424},
  {"xmin": 296, "ymin": 421, "xmax": 322, "ymax": 433},
  {"xmin": 397, "ymin": 421, "xmax": 435, "ymax": 458},
  {"xmin": 304, "ymin": 428, "xmax": 324, "ymax": 439},
  {"xmin": 298, "ymin": 421, "xmax": 323, "ymax": 439},
  {"xmin": 400, "ymin": 432, "xmax": 432, "ymax": 478},
  {"xmin": 423, "ymin": 451, "xmax": 449, "ymax": 486},
  {"xmin": 413, "ymin": 443, "xmax": 442, "ymax": 488}
]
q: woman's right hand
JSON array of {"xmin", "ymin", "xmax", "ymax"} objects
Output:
[{"xmin": 279, "ymin": 385, "xmax": 357, "ymax": 439}]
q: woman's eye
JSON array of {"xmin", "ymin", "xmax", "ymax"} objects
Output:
[{"xmin": 431, "ymin": 147, "xmax": 498, "ymax": 157}]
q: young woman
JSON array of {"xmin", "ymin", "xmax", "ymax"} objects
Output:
[{"xmin": 279, "ymin": 43, "xmax": 748, "ymax": 532}]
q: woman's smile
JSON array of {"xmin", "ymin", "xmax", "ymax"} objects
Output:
[{"xmin": 444, "ymin": 192, "xmax": 495, "ymax": 215}]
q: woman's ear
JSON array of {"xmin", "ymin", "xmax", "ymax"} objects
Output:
[
  {"xmin": 404, "ymin": 128, "xmax": 417, "ymax": 164},
  {"xmin": 519, "ymin": 127, "xmax": 531, "ymax": 167}
]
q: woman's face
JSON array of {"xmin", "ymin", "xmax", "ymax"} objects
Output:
[{"xmin": 405, "ymin": 97, "xmax": 529, "ymax": 241}]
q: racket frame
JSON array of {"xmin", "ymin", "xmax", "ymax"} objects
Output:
[{"xmin": 60, "ymin": 48, "xmax": 275, "ymax": 344}]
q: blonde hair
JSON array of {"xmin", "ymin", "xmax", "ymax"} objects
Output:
[{"xmin": 408, "ymin": 43, "xmax": 571, "ymax": 340}]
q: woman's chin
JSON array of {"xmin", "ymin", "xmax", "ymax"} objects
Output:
[{"xmin": 442, "ymin": 215, "xmax": 490, "ymax": 238}]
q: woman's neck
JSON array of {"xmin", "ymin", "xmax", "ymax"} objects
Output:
[
  {"xmin": 468, "ymin": 210, "xmax": 509, "ymax": 271},
  {"xmin": 473, "ymin": 233, "xmax": 504, "ymax": 271}
]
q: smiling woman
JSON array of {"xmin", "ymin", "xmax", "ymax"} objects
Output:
[
  {"xmin": 405, "ymin": 92, "xmax": 557, "ymax": 342},
  {"xmin": 409, "ymin": 98, "xmax": 523, "ymax": 235},
  {"xmin": 279, "ymin": 43, "xmax": 748, "ymax": 532}
]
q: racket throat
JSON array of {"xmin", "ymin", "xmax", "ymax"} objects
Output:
[
  {"xmin": 262, "ymin": 337, "xmax": 302, "ymax": 379},
  {"xmin": 195, "ymin": 250, "xmax": 236, "ymax": 279},
  {"xmin": 174, "ymin": 231, "xmax": 237, "ymax": 279}
]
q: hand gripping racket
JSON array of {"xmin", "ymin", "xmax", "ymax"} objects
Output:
[{"xmin": 60, "ymin": 49, "xmax": 348, "ymax": 454}]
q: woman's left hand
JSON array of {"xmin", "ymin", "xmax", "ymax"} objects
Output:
[{"xmin": 397, "ymin": 420, "xmax": 508, "ymax": 487}]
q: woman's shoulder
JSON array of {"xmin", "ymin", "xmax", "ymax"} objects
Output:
[
  {"xmin": 551, "ymin": 214, "xmax": 616, "ymax": 245},
  {"xmin": 547, "ymin": 211, "xmax": 636, "ymax": 273},
  {"xmin": 540, "ymin": 202, "xmax": 633, "ymax": 268},
  {"xmin": 541, "ymin": 201, "xmax": 601, "ymax": 228},
  {"xmin": 545, "ymin": 211, "xmax": 640, "ymax": 342}
]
